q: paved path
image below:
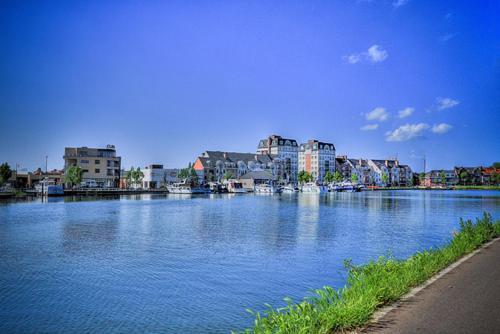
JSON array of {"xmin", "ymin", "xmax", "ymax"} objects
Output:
[{"xmin": 364, "ymin": 238, "xmax": 500, "ymax": 334}]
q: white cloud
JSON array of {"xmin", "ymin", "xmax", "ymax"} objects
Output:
[
  {"xmin": 432, "ymin": 123, "xmax": 453, "ymax": 134},
  {"xmin": 385, "ymin": 123, "xmax": 429, "ymax": 142},
  {"xmin": 366, "ymin": 45, "xmax": 388, "ymax": 63},
  {"xmin": 360, "ymin": 124, "xmax": 379, "ymax": 131},
  {"xmin": 397, "ymin": 107, "xmax": 414, "ymax": 118},
  {"xmin": 366, "ymin": 107, "xmax": 389, "ymax": 121},
  {"xmin": 393, "ymin": 0, "xmax": 409, "ymax": 8},
  {"xmin": 436, "ymin": 97, "xmax": 460, "ymax": 110},
  {"xmin": 439, "ymin": 33, "xmax": 456, "ymax": 42},
  {"xmin": 344, "ymin": 45, "xmax": 388, "ymax": 64}
]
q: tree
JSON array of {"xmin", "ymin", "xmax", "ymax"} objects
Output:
[
  {"xmin": 125, "ymin": 167, "xmax": 144, "ymax": 188},
  {"xmin": 381, "ymin": 172, "xmax": 389, "ymax": 185},
  {"xmin": 440, "ymin": 170, "xmax": 447, "ymax": 185},
  {"xmin": 323, "ymin": 171, "xmax": 334, "ymax": 183},
  {"xmin": 223, "ymin": 171, "xmax": 233, "ymax": 180},
  {"xmin": 133, "ymin": 167, "xmax": 144, "ymax": 187},
  {"xmin": 493, "ymin": 162, "xmax": 500, "ymax": 169},
  {"xmin": 333, "ymin": 170, "xmax": 343, "ymax": 183},
  {"xmin": 64, "ymin": 166, "xmax": 83, "ymax": 187},
  {"xmin": 178, "ymin": 168, "xmax": 190, "ymax": 180},
  {"xmin": 0, "ymin": 162, "xmax": 12, "ymax": 185},
  {"xmin": 351, "ymin": 173, "xmax": 359, "ymax": 183},
  {"xmin": 298, "ymin": 170, "xmax": 312, "ymax": 184},
  {"xmin": 459, "ymin": 170, "xmax": 469, "ymax": 185}
]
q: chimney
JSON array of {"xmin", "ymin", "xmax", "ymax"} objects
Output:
[
  {"xmin": 223, "ymin": 152, "xmax": 227, "ymax": 160},
  {"xmin": 359, "ymin": 158, "xmax": 362, "ymax": 166},
  {"xmin": 385, "ymin": 160, "xmax": 389, "ymax": 167},
  {"xmin": 395, "ymin": 159, "xmax": 399, "ymax": 166},
  {"xmin": 255, "ymin": 155, "xmax": 259, "ymax": 161}
]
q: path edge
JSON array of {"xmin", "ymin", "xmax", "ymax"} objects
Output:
[{"xmin": 359, "ymin": 236, "xmax": 500, "ymax": 331}]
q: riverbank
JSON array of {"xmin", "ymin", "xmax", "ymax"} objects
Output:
[
  {"xmin": 364, "ymin": 237, "xmax": 500, "ymax": 333},
  {"xmin": 242, "ymin": 213, "xmax": 500, "ymax": 334}
]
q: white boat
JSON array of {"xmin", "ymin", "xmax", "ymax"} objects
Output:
[
  {"xmin": 226, "ymin": 180, "xmax": 247, "ymax": 193},
  {"xmin": 35, "ymin": 179, "xmax": 64, "ymax": 196},
  {"xmin": 254, "ymin": 183, "xmax": 281, "ymax": 194},
  {"xmin": 282, "ymin": 184, "xmax": 299, "ymax": 193},
  {"xmin": 301, "ymin": 182, "xmax": 328, "ymax": 193},
  {"xmin": 167, "ymin": 181, "xmax": 207, "ymax": 194},
  {"xmin": 334, "ymin": 181, "xmax": 362, "ymax": 192}
]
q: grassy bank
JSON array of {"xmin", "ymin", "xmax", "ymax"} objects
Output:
[
  {"xmin": 453, "ymin": 185, "xmax": 500, "ymax": 190},
  {"xmin": 242, "ymin": 213, "xmax": 500, "ymax": 334}
]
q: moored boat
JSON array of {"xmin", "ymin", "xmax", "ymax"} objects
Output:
[
  {"xmin": 35, "ymin": 179, "xmax": 64, "ymax": 196},
  {"xmin": 226, "ymin": 180, "xmax": 247, "ymax": 193},
  {"xmin": 167, "ymin": 181, "xmax": 208, "ymax": 194},
  {"xmin": 282, "ymin": 184, "xmax": 299, "ymax": 193},
  {"xmin": 254, "ymin": 183, "xmax": 281, "ymax": 194},
  {"xmin": 301, "ymin": 182, "xmax": 328, "ymax": 193}
]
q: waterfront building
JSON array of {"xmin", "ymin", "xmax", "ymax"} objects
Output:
[
  {"xmin": 63, "ymin": 145, "xmax": 121, "ymax": 187},
  {"xmin": 257, "ymin": 135, "xmax": 298, "ymax": 182},
  {"xmin": 193, "ymin": 151, "xmax": 282, "ymax": 183},
  {"xmin": 142, "ymin": 164, "xmax": 179, "ymax": 189},
  {"xmin": 367, "ymin": 159, "xmax": 413, "ymax": 186},
  {"xmin": 423, "ymin": 170, "xmax": 458, "ymax": 187},
  {"xmin": 239, "ymin": 170, "xmax": 275, "ymax": 190},
  {"xmin": 298, "ymin": 140, "xmax": 336, "ymax": 182}
]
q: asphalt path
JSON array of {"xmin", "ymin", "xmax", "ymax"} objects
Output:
[{"xmin": 364, "ymin": 238, "xmax": 500, "ymax": 334}]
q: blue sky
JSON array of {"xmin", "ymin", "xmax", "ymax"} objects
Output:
[{"xmin": 1, "ymin": 0, "xmax": 499, "ymax": 171}]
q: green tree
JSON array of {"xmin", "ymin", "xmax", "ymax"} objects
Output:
[
  {"xmin": 459, "ymin": 170, "xmax": 469, "ymax": 185},
  {"xmin": 333, "ymin": 170, "xmax": 343, "ymax": 183},
  {"xmin": 493, "ymin": 162, "xmax": 500, "ymax": 169},
  {"xmin": 381, "ymin": 172, "xmax": 389, "ymax": 185},
  {"xmin": 0, "ymin": 162, "xmax": 12, "ymax": 185},
  {"xmin": 298, "ymin": 170, "xmax": 312, "ymax": 184},
  {"xmin": 440, "ymin": 170, "xmax": 447, "ymax": 185},
  {"xmin": 223, "ymin": 171, "xmax": 233, "ymax": 180},
  {"xmin": 125, "ymin": 167, "xmax": 144, "ymax": 188},
  {"xmin": 324, "ymin": 171, "xmax": 334, "ymax": 183},
  {"xmin": 178, "ymin": 168, "xmax": 190, "ymax": 180},
  {"xmin": 351, "ymin": 173, "xmax": 359, "ymax": 183},
  {"xmin": 64, "ymin": 166, "xmax": 83, "ymax": 187}
]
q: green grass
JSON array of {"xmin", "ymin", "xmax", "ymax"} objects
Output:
[
  {"xmin": 240, "ymin": 213, "xmax": 500, "ymax": 334},
  {"xmin": 453, "ymin": 185, "xmax": 500, "ymax": 190}
]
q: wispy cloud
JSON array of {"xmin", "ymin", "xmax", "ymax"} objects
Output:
[
  {"xmin": 360, "ymin": 124, "xmax": 379, "ymax": 131},
  {"xmin": 366, "ymin": 107, "xmax": 389, "ymax": 121},
  {"xmin": 439, "ymin": 33, "xmax": 456, "ymax": 42},
  {"xmin": 436, "ymin": 97, "xmax": 460, "ymax": 110},
  {"xmin": 393, "ymin": 0, "xmax": 410, "ymax": 8},
  {"xmin": 397, "ymin": 107, "xmax": 414, "ymax": 118},
  {"xmin": 344, "ymin": 45, "xmax": 388, "ymax": 64},
  {"xmin": 385, "ymin": 123, "xmax": 429, "ymax": 142},
  {"xmin": 432, "ymin": 123, "xmax": 453, "ymax": 134}
]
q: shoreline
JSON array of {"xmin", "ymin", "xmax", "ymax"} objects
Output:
[{"xmin": 242, "ymin": 213, "xmax": 500, "ymax": 334}]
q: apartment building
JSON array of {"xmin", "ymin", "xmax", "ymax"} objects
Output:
[
  {"xmin": 63, "ymin": 145, "xmax": 121, "ymax": 187},
  {"xmin": 257, "ymin": 135, "xmax": 298, "ymax": 182},
  {"xmin": 298, "ymin": 140, "xmax": 336, "ymax": 182},
  {"xmin": 193, "ymin": 151, "xmax": 281, "ymax": 183}
]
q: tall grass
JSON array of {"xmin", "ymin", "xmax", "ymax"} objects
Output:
[{"xmin": 241, "ymin": 213, "xmax": 500, "ymax": 334}]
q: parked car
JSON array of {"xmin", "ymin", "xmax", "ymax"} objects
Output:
[{"xmin": 80, "ymin": 180, "xmax": 98, "ymax": 188}]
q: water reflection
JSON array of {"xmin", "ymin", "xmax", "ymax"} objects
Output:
[{"xmin": 0, "ymin": 190, "xmax": 498, "ymax": 333}]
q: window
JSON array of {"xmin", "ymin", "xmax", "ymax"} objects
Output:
[
  {"xmin": 80, "ymin": 159, "xmax": 89, "ymax": 164},
  {"xmin": 95, "ymin": 169, "xmax": 100, "ymax": 173},
  {"xmin": 95, "ymin": 160, "xmax": 100, "ymax": 164}
]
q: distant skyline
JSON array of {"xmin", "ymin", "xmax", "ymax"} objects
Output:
[{"xmin": 1, "ymin": 0, "xmax": 499, "ymax": 172}]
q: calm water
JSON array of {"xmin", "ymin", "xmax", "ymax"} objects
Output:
[{"xmin": 1, "ymin": 190, "xmax": 499, "ymax": 333}]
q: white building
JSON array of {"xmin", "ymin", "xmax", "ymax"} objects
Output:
[
  {"xmin": 257, "ymin": 135, "xmax": 298, "ymax": 182},
  {"xmin": 142, "ymin": 164, "xmax": 179, "ymax": 189},
  {"xmin": 298, "ymin": 140, "xmax": 336, "ymax": 182}
]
